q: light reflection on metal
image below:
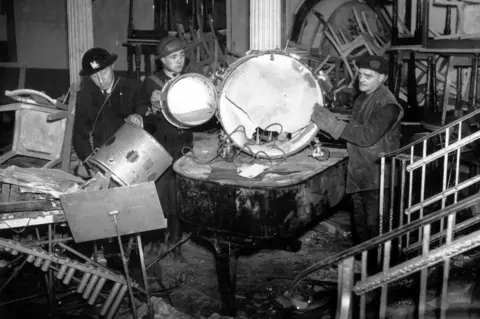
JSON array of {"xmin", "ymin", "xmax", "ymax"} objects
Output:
[
  {"xmin": 405, "ymin": 174, "xmax": 480, "ymax": 215},
  {"xmin": 407, "ymin": 129, "xmax": 480, "ymax": 172},
  {"xmin": 354, "ymin": 228, "xmax": 480, "ymax": 294}
]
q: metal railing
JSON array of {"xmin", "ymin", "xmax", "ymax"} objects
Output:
[{"xmin": 282, "ymin": 108, "xmax": 480, "ymax": 318}]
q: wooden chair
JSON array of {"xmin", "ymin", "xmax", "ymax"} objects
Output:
[
  {"xmin": 352, "ymin": 7, "xmax": 390, "ymax": 56},
  {"xmin": 380, "ymin": 5, "xmax": 441, "ymax": 39},
  {"xmin": 433, "ymin": 0, "xmax": 480, "ymax": 39},
  {"xmin": 324, "ymin": 24, "xmax": 374, "ymax": 88},
  {"xmin": 0, "ymin": 85, "xmax": 77, "ymax": 171}
]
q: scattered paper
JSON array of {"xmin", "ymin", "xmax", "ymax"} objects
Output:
[
  {"xmin": 0, "ymin": 166, "xmax": 85, "ymax": 198},
  {"xmin": 237, "ymin": 163, "xmax": 269, "ymax": 179}
]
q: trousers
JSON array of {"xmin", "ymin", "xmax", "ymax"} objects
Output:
[
  {"xmin": 350, "ymin": 189, "xmax": 393, "ymax": 244},
  {"xmin": 155, "ymin": 165, "xmax": 182, "ymax": 243}
]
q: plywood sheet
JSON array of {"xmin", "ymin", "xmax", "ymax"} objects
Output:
[{"xmin": 60, "ymin": 182, "xmax": 166, "ymax": 242}]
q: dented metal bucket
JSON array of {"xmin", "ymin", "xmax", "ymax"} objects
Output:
[{"xmin": 86, "ymin": 122, "xmax": 173, "ymax": 186}]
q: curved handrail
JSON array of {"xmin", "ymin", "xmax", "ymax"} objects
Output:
[
  {"xmin": 380, "ymin": 107, "xmax": 480, "ymax": 158},
  {"xmin": 286, "ymin": 192, "xmax": 480, "ymax": 293}
]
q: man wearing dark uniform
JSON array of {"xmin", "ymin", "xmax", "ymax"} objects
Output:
[
  {"xmin": 74, "ymin": 47, "xmax": 146, "ymax": 166},
  {"xmin": 73, "ymin": 47, "xmax": 146, "ymax": 268}
]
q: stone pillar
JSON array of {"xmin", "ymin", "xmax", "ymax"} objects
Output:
[
  {"xmin": 67, "ymin": 0, "xmax": 94, "ymax": 84},
  {"xmin": 249, "ymin": 0, "xmax": 282, "ymax": 50}
]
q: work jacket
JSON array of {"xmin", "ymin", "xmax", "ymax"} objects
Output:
[{"xmin": 338, "ymin": 85, "xmax": 404, "ymax": 194}]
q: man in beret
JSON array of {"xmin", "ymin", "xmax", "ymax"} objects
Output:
[
  {"xmin": 139, "ymin": 36, "xmax": 193, "ymax": 263},
  {"xmin": 311, "ymin": 55, "xmax": 404, "ymax": 247},
  {"xmin": 73, "ymin": 47, "xmax": 147, "ymax": 268}
]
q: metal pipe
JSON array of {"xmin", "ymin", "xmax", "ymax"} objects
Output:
[
  {"xmin": 288, "ymin": 191, "xmax": 480, "ymax": 292},
  {"xmin": 57, "ymin": 242, "xmax": 110, "ymax": 272},
  {"xmin": 381, "ymin": 107, "xmax": 480, "ymax": 158},
  {"xmin": 403, "ymin": 215, "xmax": 480, "ymax": 253},
  {"xmin": 100, "ymin": 281, "xmax": 122, "ymax": 316},
  {"xmin": 106, "ymin": 284, "xmax": 129, "ymax": 319},
  {"xmin": 82, "ymin": 275, "xmax": 99, "ymax": 300},
  {"xmin": 88, "ymin": 277, "xmax": 107, "ymax": 305},
  {"xmin": 407, "ymin": 129, "xmax": 480, "ymax": 171},
  {"xmin": 354, "ymin": 228, "xmax": 480, "ymax": 294},
  {"xmin": 360, "ymin": 251, "xmax": 367, "ymax": 319},
  {"xmin": 56, "ymin": 262, "xmax": 69, "ymax": 280},
  {"xmin": 41, "ymin": 259, "xmax": 52, "ymax": 272},
  {"xmin": 440, "ymin": 127, "xmax": 451, "ymax": 240},
  {"xmin": 399, "ymin": 159, "xmax": 408, "ymax": 251},
  {"xmin": 76, "ymin": 271, "xmax": 92, "ymax": 293},
  {"xmin": 137, "ymin": 235, "xmax": 150, "ymax": 301},
  {"xmin": 33, "ymin": 256, "xmax": 44, "ymax": 268},
  {"xmin": 379, "ymin": 240, "xmax": 392, "ymax": 318},
  {"xmin": 405, "ymin": 174, "xmax": 480, "ymax": 215},
  {"xmin": 454, "ymin": 122, "xmax": 463, "ymax": 205},
  {"xmin": 26, "ymin": 254, "xmax": 35, "ymax": 263},
  {"xmin": 109, "ymin": 211, "xmax": 137, "ymax": 319},
  {"xmin": 63, "ymin": 266, "xmax": 76, "ymax": 285},
  {"xmin": 30, "ymin": 237, "xmax": 73, "ymax": 246},
  {"xmin": 389, "ymin": 158, "xmax": 396, "ymax": 232},
  {"xmin": 419, "ymin": 224, "xmax": 431, "ymax": 318},
  {"xmin": 407, "ymin": 148, "xmax": 414, "ymax": 247},
  {"xmin": 419, "ymin": 140, "xmax": 427, "ymax": 243},
  {"xmin": 379, "ymin": 157, "xmax": 386, "ymax": 236}
]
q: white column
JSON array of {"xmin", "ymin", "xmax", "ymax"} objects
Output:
[
  {"xmin": 67, "ymin": 0, "xmax": 94, "ymax": 84},
  {"xmin": 249, "ymin": 0, "xmax": 282, "ymax": 50}
]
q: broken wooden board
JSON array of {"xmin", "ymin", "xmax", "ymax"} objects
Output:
[{"xmin": 60, "ymin": 182, "xmax": 166, "ymax": 243}]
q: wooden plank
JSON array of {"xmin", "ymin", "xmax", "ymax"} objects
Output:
[{"xmin": 0, "ymin": 200, "xmax": 57, "ymax": 213}]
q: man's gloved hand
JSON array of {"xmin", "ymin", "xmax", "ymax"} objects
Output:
[
  {"xmin": 310, "ymin": 103, "xmax": 346, "ymax": 139},
  {"xmin": 126, "ymin": 113, "xmax": 144, "ymax": 128}
]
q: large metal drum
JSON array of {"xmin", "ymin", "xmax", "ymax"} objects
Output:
[
  {"xmin": 86, "ymin": 122, "xmax": 173, "ymax": 186},
  {"xmin": 161, "ymin": 73, "xmax": 217, "ymax": 129},
  {"xmin": 217, "ymin": 51, "xmax": 324, "ymax": 159}
]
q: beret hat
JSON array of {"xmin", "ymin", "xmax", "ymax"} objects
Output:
[{"xmin": 356, "ymin": 55, "xmax": 388, "ymax": 75}]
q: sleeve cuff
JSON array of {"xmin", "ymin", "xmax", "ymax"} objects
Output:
[{"xmin": 330, "ymin": 120, "xmax": 347, "ymax": 140}]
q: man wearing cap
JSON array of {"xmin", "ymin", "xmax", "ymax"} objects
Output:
[
  {"xmin": 139, "ymin": 36, "xmax": 193, "ymax": 262},
  {"xmin": 74, "ymin": 47, "xmax": 146, "ymax": 168},
  {"xmin": 311, "ymin": 55, "xmax": 404, "ymax": 245}
]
